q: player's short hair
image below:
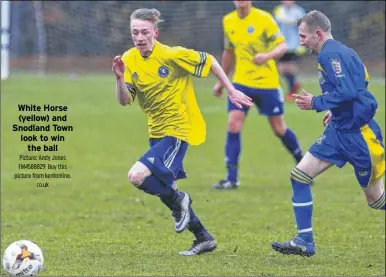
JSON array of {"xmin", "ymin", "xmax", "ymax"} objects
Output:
[
  {"xmin": 130, "ymin": 8, "xmax": 164, "ymax": 28},
  {"xmin": 297, "ymin": 10, "xmax": 331, "ymax": 33}
]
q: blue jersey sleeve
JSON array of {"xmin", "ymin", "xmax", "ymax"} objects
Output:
[{"xmin": 312, "ymin": 52, "xmax": 358, "ymax": 112}]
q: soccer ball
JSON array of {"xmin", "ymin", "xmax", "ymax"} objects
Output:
[{"xmin": 2, "ymin": 240, "xmax": 44, "ymax": 276}]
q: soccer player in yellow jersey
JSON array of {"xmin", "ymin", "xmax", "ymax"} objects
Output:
[
  {"xmin": 112, "ymin": 8, "xmax": 252, "ymax": 256},
  {"xmin": 212, "ymin": 1, "xmax": 305, "ymax": 190}
]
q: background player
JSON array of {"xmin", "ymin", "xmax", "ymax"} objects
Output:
[
  {"xmin": 271, "ymin": 10, "xmax": 385, "ymax": 257},
  {"xmin": 273, "ymin": 1, "xmax": 306, "ymax": 100},
  {"xmin": 112, "ymin": 8, "xmax": 252, "ymax": 256},
  {"xmin": 212, "ymin": 0, "xmax": 304, "ymax": 190}
]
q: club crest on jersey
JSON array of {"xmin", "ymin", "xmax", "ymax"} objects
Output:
[
  {"xmin": 247, "ymin": 26, "xmax": 254, "ymax": 34},
  {"xmin": 158, "ymin": 66, "xmax": 169, "ymax": 78},
  {"xmin": 132, "ymin": 72, "xmax": 138, "ymax": 80},
  {"xmin": 331, "ymin": 59, "xmax": 344, "ymax": 77}
]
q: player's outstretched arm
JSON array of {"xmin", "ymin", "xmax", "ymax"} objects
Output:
[
  {"xmin": 210, "ymin": 55, "xmax": 253, "ymax": 108},
  {"xmin": 213, "ymin": 49, "xmax": 235, "ymax": 98},
  {"xmin": 112, "ymin": 55, "xmax": 132, "ymax": 106}
]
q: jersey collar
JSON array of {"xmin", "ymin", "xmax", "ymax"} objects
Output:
[
  {"xmin": 320, "ymin": 39, "xmax": 334, "ymax": 53},
  {"xmin": 140, "ymin": 41, "xmax": 160, "ymax": 60}
]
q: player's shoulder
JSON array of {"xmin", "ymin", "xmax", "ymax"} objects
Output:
[
  {"xmin": 121, "ymin": 47, "xmax": 138, "ymax": 62},
  {"xmin": 157, "ymin": 42, "xmax": 197, "ymax": 62},
  {"xmin": 318, "ymin": 40, "xmax": 355, "ymax": 64},
  {"xmin": 252, "ymin": 7, "xmax": 275, "ymax": 20},
  {"xmin": 321, "ymin": 40, "xmax": 350, "ymax": 56},
  {"xmin": 223, "ymin": 10, "xmax": 238, "ymax": 24},
  {"xmin": 161, "ymin": 43, "xmax": 187, "ymax": 57}
]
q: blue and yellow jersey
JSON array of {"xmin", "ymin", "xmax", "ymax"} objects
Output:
[
  {"xmin": 312, "ymin": 39, "xmax": 377, "ymax": 130},
  {"xmin": 223, "ymin": 7, "xmax": 285, "ymax": 89},
  {"xmin": 121, "ymin": 41, "xmax": 213, "ymax": 145}
]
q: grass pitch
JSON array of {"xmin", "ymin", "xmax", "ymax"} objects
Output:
[{"xmin": 1, "ymin": 75, "xmax": 385, "ymax": 276}]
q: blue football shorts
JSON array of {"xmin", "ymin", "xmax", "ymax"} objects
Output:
[
  {"xmin": 139, "ymin": 136, "xmax": 188, "ymax": 187},
  {"xmin": 228, "ymin": 83, "xmax": 284, "ymax": 116},
  {"xmin": 309, "ymin": 119, "xmax": 385, "ymax": 188}
]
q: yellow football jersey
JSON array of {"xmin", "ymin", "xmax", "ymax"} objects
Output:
[
  {"xmin": 121, "ymin": 41, "xmax": 212, "ymax": 146},
  {"xmin": 223, "ymin": 7, "xmax": 285, "ymax": 89}
]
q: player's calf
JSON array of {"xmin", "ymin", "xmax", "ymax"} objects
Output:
[
  {"xmin": 128, "ymin": 163, "xmax": 191, "ymax": 232},
  {"xmin": 364, "ymin": 178, "xmax": 385, "ymax": 210},
  {"xmin": 369, "ymin": 192, "xmax": 385, "ymax": 210},
  {"xmin": 269, "ymin": 116, "xmax": 303, "ymax": 164}
]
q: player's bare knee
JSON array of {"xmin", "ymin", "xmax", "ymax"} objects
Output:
[
  {"xmin": 128, "ymin": 162, "xmax": 151, "ymax": 187},
  {"xmin": 268, "ymin": 116, "xmax": 287, "ymax": 137},
  {"xmin": 228, "ymin": 120, "xmax": 243, "ymax": 132},
  {"xmin": 295, "ymin": 152, "xmax": 333, "ymax": 179},
  {"xmin": 228, "ymin": 111, "xmax": 245, "ymax": 132},
  {"xmin": 128, "ymin": 170, "xmax": 144, "ymax": 187},
  {"xmin": 273, "ymin": 126, "xmax": 286, "ymax": 137}
]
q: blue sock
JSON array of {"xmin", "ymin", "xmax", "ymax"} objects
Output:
[
  {"xmin": 225, "ymin": 132, "xmax": 241, "ymax": 182},
  {"xmin": 139, "ymin": 175, "xmax": 180, "ymax": 206},
  {"xmin": 279, "ymin": 129, "xmax": 303, "ymax": 163},
  {"xmin": 290, "ymin": 167, "xmax": 314, "ymax": 243},
  {"xmin": 187, "ymin": 207, "xmax": 212, "ymax": 240},
  {"xmin": 285, "ymin": 73, "xmax": 296, "ymax": 92}
]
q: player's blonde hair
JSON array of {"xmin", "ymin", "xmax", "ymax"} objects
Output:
[
  {"xmin": 297, "ymin": 10, "xmax": 331, "ymax": 33},
  {"xmin": 130, "ymin": 8, "xmax": 164, "ymax": 28}
]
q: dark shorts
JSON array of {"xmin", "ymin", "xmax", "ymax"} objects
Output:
[
  {"xmin": 309, "ymin": 120, "xmax": 385, "ymax": 188},
  {"xmin": 278, "ymin": 52, "xmax": 299, "ymax": 63},
  {"xmin": 228, "ymin": 83, "xmax": 284, "ymax": 116},
  {"xmin": 139, "ymin": 136, "xmax": 188, "ymax": 187}
]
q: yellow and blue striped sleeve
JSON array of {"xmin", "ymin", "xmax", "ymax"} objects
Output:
[
  {"xmin": 264, "ymin": 13, "xmax": 285, "ymax": 45},
  {"xmin": 170, "ymin": 47, "xmax": 213, "ymax": 78}
]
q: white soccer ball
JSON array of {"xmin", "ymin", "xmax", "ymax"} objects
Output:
[{"xmin": 2, "ymin": 240, "xmax": 44, "ymax": 276}]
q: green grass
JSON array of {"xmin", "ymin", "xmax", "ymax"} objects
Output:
[{"xmin": 1, "ymin": 75, "xmax": 385, "ymax": 276}]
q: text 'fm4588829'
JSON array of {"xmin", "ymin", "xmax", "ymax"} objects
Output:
[{"xmin": 13, "ymin": 104, "xmax": 73, "ymax": 188}]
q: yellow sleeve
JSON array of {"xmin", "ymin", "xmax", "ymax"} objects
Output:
[
  {"xmin": 264, "ymin": 14, "xmax": 286, "ymax": 45},
  {"xmin": 170, "ymin": 47, "xmax": 213, "ymax": 78},
  {"xmin": 122, "ymin": 52, "xmax": 137, "ymax": 103},
  {"xmin": 223, "ymin": 17, "xmax": 234, "ymax": 50},
  {"xmin": 224, "ymin": 33, "xmax": 234, "ymax": 50}
]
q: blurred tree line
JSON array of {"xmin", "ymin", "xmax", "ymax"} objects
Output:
[{"xmin": 9, "ymin": 1, "xmax": 385, "ymax": 62}]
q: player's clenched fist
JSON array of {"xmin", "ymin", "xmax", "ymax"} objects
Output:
[{"xmin": 112, "ymin": 55, "xmax": 125, "ymax": 78}]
